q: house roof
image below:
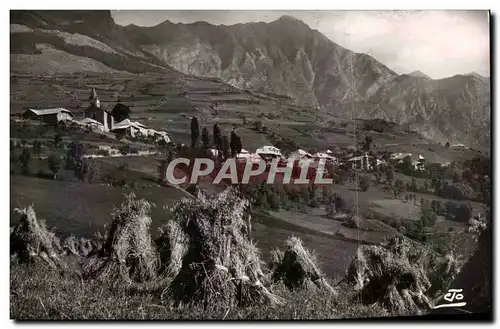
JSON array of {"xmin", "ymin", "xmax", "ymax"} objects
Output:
[
  {"xmin": 79, "ymin": 118, "xmax": 103, "ymax": 125},
  {"xmin": 256, "ymin": 145, "xmax": 281, "ymax": 155},
  {"xmin": 134, "ymin": 121, "xmax": 147, "ymax": 128},
  {"xmin": 112, "ymin": 119, "xmax": 132, "ymax": 129},
  {"xmin": 24, "ymin": 108, "xmax": 73, "ymax": 117},
  {"xmin": 390, "ymin": 152, "xmax": 412, "ymax": 160},
  {"xmin": 289, "ymin": 149, "xmax": 313, "ymax": 158},
  {"xmin": 112, "ymin": 119, "xmax": 146, "ymax": 130},
  {"xmin": 313, "ymin": 152, "xmax": 335, "ymax": 160}
]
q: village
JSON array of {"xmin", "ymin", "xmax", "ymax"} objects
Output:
[{"xmin": 18, "ymin": 87, "xmax": 435, "ymax": 180}]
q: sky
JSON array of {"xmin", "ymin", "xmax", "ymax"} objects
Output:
[{"xmin": 111, "ymin": 10, "xmax": 490, "ymax": 79}]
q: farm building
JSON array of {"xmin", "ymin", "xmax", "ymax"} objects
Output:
[
  {"xmin": 288, "ymin": 149, "xmax": 313, "ymax": 162},
  {"xmin": 347, "ymin": 153, "xmax": 374, "ymax": 170},
  {"xmin": 390, "ymin": 152, "xmax": 413, "ymax": 162},
  {"xmin": 256, "ymin": 145, "xmax": 282, "ymax": 160},
  {"xmin": 154, "ymin": 131, "xmax": 171, "ymax": 143},
  {"xmin": 236, "ymin": 149, "xmax": 251, "ymax": 158},
  {"xmin": 22, "ymin": 108, "xmax": 73, "ymax": 124},
  {"xmin": 313, "ymin": 152, "xmax": 336, "ymax": 162},
  {"xmin": 451, "ymin": 143, "xmax": 470, "ymax": 150},
  {"xmin": 77, "ymin": 117, "xmax": 105, "ymax": 131},
  {"xmin": 244, "ymin": 153, "xmax": 264, "ymax": 163},
  {"xmin": 412, "ymin": 154, "xmax": 426, "ymax": 171},
  {"xmin": 111, "ymin": 119, "xmax": 145, "ymax": 138}
]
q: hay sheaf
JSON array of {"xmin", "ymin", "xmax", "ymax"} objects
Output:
[
  {"xmin": 85, "ymin": 193, "xmax": 159, "ymax": 284},
  {"xmin": 11, "ymin": 206, "xmax": 65, "ymax": 269},
  {"xmin": 345, "ymin": 236, "xmax": 433, "ymax": 315},
  {"xmin": 158, "ymin": 188, "xmax": 283, "ymax": 308},
  {"xmin": 272, "ymin": 236, "xmax": 336, "ymax": 295}
]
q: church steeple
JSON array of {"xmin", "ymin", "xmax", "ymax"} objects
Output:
[{"xmin": 89, "ymin": 88, "xmax": 100, "ymax": 108}]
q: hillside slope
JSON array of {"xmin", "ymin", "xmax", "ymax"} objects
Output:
[
  {"xmin": 10, "ymin": 10, "xmax": 491, "ymax": 149},
  {"xmin": 123, "ymin": 15, "xmax": 490, "ymax": 150}
]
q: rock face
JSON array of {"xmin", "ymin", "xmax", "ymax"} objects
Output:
[
  {"xmin": 123, "ymin": 15, "xmax": 491, "ymax": 150},
  {"xmin": 10, "ymin": 11, "xmax": 491, "ymax": 149}
]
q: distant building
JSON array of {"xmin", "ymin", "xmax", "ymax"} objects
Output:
[
  {"xmin": 22, "ymin": 108, "xmax": 73, "ymax": 124},
  {"xmin": 236, "ymin": 149, "xmax": 251, "ymax": 158},
  {"xmin": 111, "ymin": 119, "xmax": 140, "ymax": 138},
  {"xmin": 390, "ymin": 152, "xmax": 413, "ymax": 162},
  {"xmin": 312, "ymin": 152, "xmax": 336, "ymax": 162},
  {"xmin": 256, "ymin": 146, "xmax": 282, "ymax": 160},
  {"xmin": 413, "ymin": 154, "xmax": 426, "ymax": 171},
  {"xmin": 77, "ymin": 117, "xmax": 105, "ymax": 131},
  {"xmin": 347, "ymin": 153, "xmax": 374, "ymax": 170},
  {"xmin": 451, "ymin": 143, "xmax": 470, "ymax": 150},
  {"xmin": 84, "ymin": 88, "xmax": 114, "ymax": 132},
  {"xmin": 288, "ymin": 149, "xmax": 313, "ymax": 162}
]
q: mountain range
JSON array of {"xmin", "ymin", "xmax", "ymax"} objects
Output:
[{"xmin": 10, "ymin": 10, "xmax": 491, "ymax": 149}]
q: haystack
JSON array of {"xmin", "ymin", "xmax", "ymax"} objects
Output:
[
  {"xmin": 272, "ymin": 236, "xmax": 335, "ymax": 294},
  {"xmin": 158, "ymin": 188, "xmax": 283, "ymax": 308},
  {"xmin": 10, "ymin": 206, "xmax": 65, "ymax": 269},
  {"xmin": 85, "ymin": 193, "xmax": 159, "ymax": 284},
  {"xmin": 345, "ymin": 236, "xmax": 432, "ymax": 315}
]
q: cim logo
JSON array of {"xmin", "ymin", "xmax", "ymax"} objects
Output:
[{"xmin": 432, "ymin": 289, "xmax": 467, "ymax": 309}]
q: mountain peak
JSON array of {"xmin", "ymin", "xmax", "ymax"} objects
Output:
[
  {"xmin": 277, "ymin": 15, "xmax": 302, "ymax": 22},
  {"xmin": 408, "ymin": 70, "xmax": 431, "ymax": 79},
  {"xmin": 467, "ymin": 72, "xmax": 486, "ymax": 79},
  {"xmin": 272, "ymin": 14, "xmax": 307, "ymax": 27}
]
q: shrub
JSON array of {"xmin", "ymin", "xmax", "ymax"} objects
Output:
[
  {"xmin": 54, "ymin": 134, "xmax": 63, "ymax": 148},
  {"xmin": 420, "ymin": 207, "xmax": 437, "ymax": 227},
  {"xmin": 19, "ymin": 148, "xmax": 31, "ymax": 175},
  {"xmin": 32, "ymin": 140, "xmax": 42, "ymax": 156},
  {"xmin": 74, "ymin": 158, "xmax": 99, "ymax": 183},
  {"xmin": 456, "ymin": 203, "xmax": 473, "ymax": 223},
  {"xmin": 438, "ymin": 182, "xmax": 474, "ymax": 200},
  {"xmin": 65, "ymin": 142, "xmax": 86, "ymax": 170},
  {"xmin": 385, "ymin": 166, "xmax": 395, "ymax": 185},
  {"xmin": 254, "ymin": 120, "xmax": 263, "ymax": 132},
  {"xmin": 342, "ymin": 216, "xmax": 361, "ymax": 229},
  {"xmin": 394, "ymin": 179, "xmax": 404, "ymax": 190},
  {"xmin": 359, "ymin": 175, "xmax": 370, "ymax": 192},
  {"xmin": 47, "ymin": 154, "xmax": 61, "ymax": 180},
  {"xmin": 326, "ymin": 194, "xmax": 354, "ymax": 216},
  {"xmin": 267, "ymin": 191, "xmax": 281, "ymax": 211}
]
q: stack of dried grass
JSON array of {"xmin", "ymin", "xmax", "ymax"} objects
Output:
[
  {"xmin": 345, "ymin": 236, "xmax": 433, "ymax": 315},
  {"xmin": 85, "ymin": 193, "xmax": 159, "ymax": 285},
  {"xmin": 11, "ymin": 206, "xmax": 65, "ymax": 269},
  {"xmin": 271, "ymin": 236, "xmax": 335, "ymax": 295},
  {"xmin": 157, "ymin": 188, "xmax": 283, "ymax": 308}
]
